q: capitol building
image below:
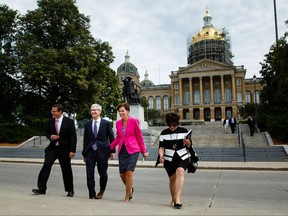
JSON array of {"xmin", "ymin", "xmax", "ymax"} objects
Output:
[{"xmin": 116, "ymin": 8, "xmax": 262, "ymax": 125}]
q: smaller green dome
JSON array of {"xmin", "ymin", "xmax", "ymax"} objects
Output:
[
  {"xmin": 141, "ymin": 80, "xmax": 155, "ymax": 87},
  {"xmin": 117, "ymin": 51, "xmax": 139, "ymax": 76},
  {"xmin": 140, "ymin": 70, "xmax": 155, "ymax": 87}
]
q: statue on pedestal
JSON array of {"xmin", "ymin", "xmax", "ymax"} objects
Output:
[{"xmin": 122, "ymin": 77, "xmax": 140, "ymax": 104}]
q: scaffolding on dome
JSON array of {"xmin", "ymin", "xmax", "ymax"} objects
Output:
[{"xmin": 187, "ymin": 28, "xmax": 233, "ymax": 65}]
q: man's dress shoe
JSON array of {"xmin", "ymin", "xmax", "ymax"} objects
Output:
[
  {"xmin": 67, "ymin": 190, "xmax": 74, "ymax": 197},
  {"xmin": 32, "ymin": 188, "xmax": 46, "ymax": 195},
  {"xmin": 95, "ymin": 190, "xmax": 104, "ymax": 199}
]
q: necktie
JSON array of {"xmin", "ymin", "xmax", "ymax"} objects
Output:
[
  {"xmin": 55, "ymin": 119, "xmax": 59, "ymax": 146},
  {"xmin": 92, "ymin": 121, "xmax": 98, "ymax": 150}
]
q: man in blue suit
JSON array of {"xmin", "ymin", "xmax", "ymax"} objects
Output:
[{"xmin": 82, "ymin": 104, "xmax": 115, "ymax": 199}]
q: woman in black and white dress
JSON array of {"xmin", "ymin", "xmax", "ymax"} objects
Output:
[{"xmin": 156, "ymin": 112, "xmax": 192, "ymax": 209}]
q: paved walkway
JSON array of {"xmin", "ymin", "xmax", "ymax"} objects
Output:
[{"xmin": 1, "ymin": 160, "xmax": 288, "ymax": 216}]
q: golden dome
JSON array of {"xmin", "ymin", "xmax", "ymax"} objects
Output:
[{"xmin": 192, "ymin": 8, "xmax": 224, "ymax": 44}]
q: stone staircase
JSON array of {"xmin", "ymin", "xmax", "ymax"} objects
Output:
[{"xmin": 1, "ymin": 122, "xmax": 287, "ymax": 162}]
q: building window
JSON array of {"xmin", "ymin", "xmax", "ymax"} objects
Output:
[
  {"xmin": 254, "ymin": 91, "xmax": 260, "ymax": 104},
  {"xmin": 148, "ymin": 97, "xmax": 154, "ymax": 109},
  {"xmin": 214, "ymin": 89, "xmax": 221, "ymax": 103},
  {"xmin": 225, "ymin": 89, "xmax": 232, "ymax": 103},
  {"xmin": 245, "ymin": 91, "xmax": 251, "ymax": 103},
  {"xmin": 194, "ymin": 91, "xmax": 200, "ymax": 104},
  {"xmin": 204, "ymin": 90, "xmax": 210, "ymax": 104},
  {"xmin": 175, "ymin": 95, "xmax": 179, "ymax": 105},
  {"xmin": 156, "ymin": 96, "xmax": 161, "ymax": 110},
  {"xmin": 174, "ymin": 82, "xmax": 179, "ymax": 90},
  {"xmin": 163, "ymin": 96, "xmax": 169, "ymax": 110},
  {"xmin": 183, "ymin": 109, "xmax": 189, "ymax": 120},
  {"xmin": 237, "ymin": 79, "xmax": 241, "ymax": 86},
  {"xmin": 237, "ymin": 92, "xmax": 242, "ymax": 102},
  {"xmin": 184, "ymin": 91, "xmax": 189, "ymax": 105}
]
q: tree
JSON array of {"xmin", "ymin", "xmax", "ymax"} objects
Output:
[
  {"xmin": 0, "ymin": 5, "xmax": 21, "ymax": 122},
  {"xmin": 15, "ymin": 0, "xmax": 120, "ymax": 127},
  {"xmin": 258, "ymin": 22, "xmax": 288, "ymax": 141}
]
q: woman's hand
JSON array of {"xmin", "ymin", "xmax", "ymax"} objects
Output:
[
  {"xmin": 183, "ymin": 138, "xmax": 192, "ymax": 147},
  {"xmin": 159, "ymin": 156, "xmax": 164, "ymax": 164},
  {"xmin": 143, "ymin": 152, "xmax": 149, "ymax": 159}
]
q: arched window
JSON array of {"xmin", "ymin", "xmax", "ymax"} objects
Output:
[
  {"xmin": 156, "ymin": 96, "xmax": 161, "ymax": 110},
  {"xmin": 163, "ymin": 96, "xmax": 169, "ymax": 110},
  {"xmin": 148, "ymin": 97, "xmax": 154, "ymax": 109},
  {"xmin": 245, "ymin": 91, "xmax": 251, "ymax": 103},
  {"xmin": 254, "ymin": 91, "xmax": 260, "ymax": 104}
]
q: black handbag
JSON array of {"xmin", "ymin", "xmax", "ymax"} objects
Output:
[{"xmin": 187, "ymin": 146, "xmax": 199, "ymax": 173}]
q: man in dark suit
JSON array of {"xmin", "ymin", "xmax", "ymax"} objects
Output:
[
  {"xmin": 248, "ymin": 116, "xmax": 256, "ymax": 136},
  {"xmin": 82, "ymin": 104, "xmax": 115, "ymax": 199},
  {"xmin": 32, "ymin": 104, "xmax": 77, "ymax": 197},
  {"xmin": 229, "ymin": 116, "xmax": 237, "ymax": 134}
]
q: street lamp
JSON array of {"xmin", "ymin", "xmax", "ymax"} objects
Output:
[{"xmin": 252, "ymin": 74, "xmax": 257, "ymax": 115}]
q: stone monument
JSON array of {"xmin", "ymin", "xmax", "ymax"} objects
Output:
[{"xmin": 115, "ymin": 77, "xmax": 148, "ymax": 129}]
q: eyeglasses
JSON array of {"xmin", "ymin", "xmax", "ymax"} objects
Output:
[{"xmin": 91, "ymin": 109, "xmax": 101, "ymax": 112}]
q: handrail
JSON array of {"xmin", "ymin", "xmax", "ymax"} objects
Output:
[
  {"xmin": 240, "ymin": 131, "xmax": 246, "ymax": 162},
  {"xmin": 237, "ymin": 124, "xmax": 246, "ymax": 162}
]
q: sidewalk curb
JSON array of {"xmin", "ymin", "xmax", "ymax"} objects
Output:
[{"xmin": 1, "ymin": 158, "xmax": 288, "ymax": 171}]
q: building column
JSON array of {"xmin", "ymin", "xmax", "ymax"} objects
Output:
[
  {"xmin": 221, "ymin": 106, "xmax": 226, "ymax": 121},
  {"xmin": 199, "ymin": 107, "xmax": 204, "ymax": 121},
  {"xmin": 231, "ymin": 75, "xmax": 236, "ymax": 102},
  {"xmin": 210, "ymin": 107, "xmax": 215, "ymax": 122},
  {"xmin": 199, "ymin": 77, "xmax": 203, "ymax": 105},
  {"xmin": 242, "ymin": 77, "xmax": 246, "ymax": 103},
  {"xmin": 178, "ymin": 108, "xmax": 183, "ymax": 120},
  {"xmin": 189, "ymin": 108, "xmax": 193, "ymax": 120},
  {"xmin": 221, "ymin": 75, "xmax": 225, "ymax": 103},
  {"xmin": 179, "ymin": 79, "xmax": 183, "ymax": 105},
  {"xmin": 210, "ymin": 75, "xmax": 214, "ymax": 104},
  {"xmin": 189, "ymin": 78, "xmax": 193, "ymax": 105},
  {"xmin": 232, "ymin": 106, "xmax": 237, "ymax": 118},
  {"xmin": 171, "ymin": 81, "xmax": 174, "ymax": 107}
]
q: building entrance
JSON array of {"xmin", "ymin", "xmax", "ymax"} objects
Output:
[{"xmin": 204, "ymin": 108, "xmax": 211, "ymax": 121}]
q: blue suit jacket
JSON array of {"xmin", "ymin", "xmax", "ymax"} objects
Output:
[{"xmin": 82, "ymin": 118, "xmax": 115, "ymax": 160}]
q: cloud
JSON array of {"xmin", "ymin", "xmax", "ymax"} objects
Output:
[{"xmin": 2, "ymin": 0, "xmax": 287, "ymax": 84}]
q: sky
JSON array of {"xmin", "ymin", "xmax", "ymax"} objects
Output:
[{"xmin": 1, "ymin": 0, "xmax": 287, "ymax": 84}]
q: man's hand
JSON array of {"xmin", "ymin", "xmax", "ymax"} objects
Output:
[{"xmin": 69, "ymin": 152, "xmax": 75, "ymax": 159}]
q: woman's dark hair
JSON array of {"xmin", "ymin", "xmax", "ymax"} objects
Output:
[
  {"xmin": 165, "ymin": 112, "xmax": 180, "ymax": 126},
  {"xmin": 117, "ymin": 102, "xmax": 130, "ymax": 112}
]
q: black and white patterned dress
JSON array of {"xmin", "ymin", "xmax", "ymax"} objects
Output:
[{"xmin": 158, "ymin": 127, "xmax": 190, "ymax": 177}]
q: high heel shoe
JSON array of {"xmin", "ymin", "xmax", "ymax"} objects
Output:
[
  {"xmin": 129, "ymin": 187, "xmax": 134, "ymax": 200},
  {"xmin": 174, "ymin": 203, "xmax": 182, "ymax": 209}
]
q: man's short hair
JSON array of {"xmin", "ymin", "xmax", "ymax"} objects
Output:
[{"xmin": 91, "ymin": 104, "xmax": 102, "ymax": 111}]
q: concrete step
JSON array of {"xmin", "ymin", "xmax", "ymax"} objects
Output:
[{"xmin": 0, "ymin": 145, "xmax": 287, "ymax": 162}]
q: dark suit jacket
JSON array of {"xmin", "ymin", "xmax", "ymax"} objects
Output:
[
  {"xmin": 82, "ymin": 118, "xmax": 115, "ymax": 160},
  {"xmin": 229, "ymin": 117, "xmax": 237, "ymax": 126},
  {"xmin": 248, "ymin": 117, "xmax": 255, "ymax": 127},
  {"xmin": 45, "ymin": 116, "xmax": 77, "ymax": 153}
]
